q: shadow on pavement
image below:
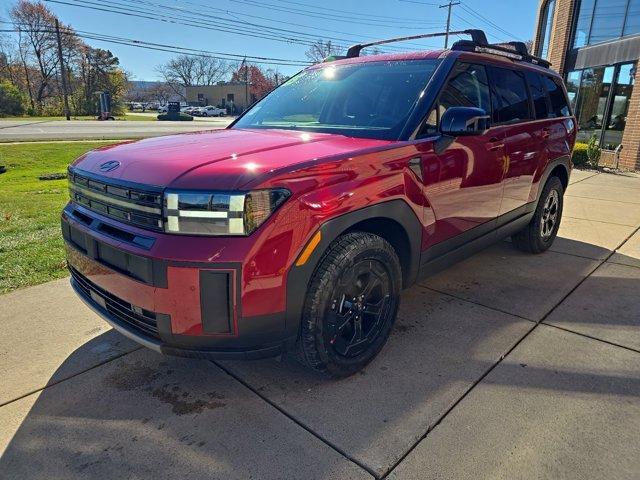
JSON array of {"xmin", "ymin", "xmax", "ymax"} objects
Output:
[{"xmin": 1, "ymin": 240, "xmax": 638, "ymax": 478}]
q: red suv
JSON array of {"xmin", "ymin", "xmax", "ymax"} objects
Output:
[{"xmin": 62, "ymin": 30, "xmax": 576, "ymax": 377}]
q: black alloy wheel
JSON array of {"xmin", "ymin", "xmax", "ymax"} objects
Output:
[{"xmin": 297, "ymin": 231, "xmax": 401, "ymax": 377}]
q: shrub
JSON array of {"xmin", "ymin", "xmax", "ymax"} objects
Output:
[
  {"xmin": 157, "ymin": 112, "xmax": 193, "ymax": 121},
  {"xmin": 0, "ymin": 81, "xmax": 25, "ymax": 117},
  {"xmin": 572, "ymin": 143, "xmax": 589, "ymax": 167},
  {"xmin": 586, "ymin": 135, "xmax": 602, "ymax": 167}
]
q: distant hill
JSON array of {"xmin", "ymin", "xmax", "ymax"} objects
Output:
[{"xmin": 128, "ymin": 80, "xmax": 162, "ymax": 89}]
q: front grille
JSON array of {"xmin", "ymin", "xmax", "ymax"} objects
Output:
[
  {"xmin": 68, "ymin": 168, "xmax": 164, "ymax": 232},
  {"xmin": 70, "ymin": 267, "xmax": 161, "ymax": 339}
]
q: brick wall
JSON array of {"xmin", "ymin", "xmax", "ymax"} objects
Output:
[{"xmin": 619, "ymin": 65, "xmax": 640, "ymax": 170}]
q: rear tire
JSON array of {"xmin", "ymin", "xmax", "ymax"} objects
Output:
[
  {"xmin": 297, "ymin": 232, "xmax": 402, "ymax": 378},
  {"xmin": 512, "ymin": 176, "xmax": 564, "ymax": 254}
]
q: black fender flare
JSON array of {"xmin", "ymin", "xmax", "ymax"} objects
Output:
[
  {"xmin": 283, "ymin": 199, "xmax": 423, "ymax": 338},
  {"xmin": 536, "ymin": 155, "xmax": 572, "ymax": 202}
]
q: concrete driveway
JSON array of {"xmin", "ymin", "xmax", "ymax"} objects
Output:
[
  {"xmin": 0, "ymin": 118, "xmax": 232, "ymax": 142},
  {"xmin": 1, "ymin": 170, "xmax": 639, "ymax": 479}
]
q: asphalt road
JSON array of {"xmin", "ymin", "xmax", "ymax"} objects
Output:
[
  {"xmin": 0, "ymin": 118, "xmax": 233, "ymax": 142},
  {"xmin": 1, "ymin": 170, "xmax": 640, "ymax": 479}
]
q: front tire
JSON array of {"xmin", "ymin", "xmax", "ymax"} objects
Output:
[
  {"xmin": 512, "ymin": 176, "xmax": 564, "ymax": 254},
  {"xmin": 297, "ymin": 232, "xmax": 402, "ymax": 378}
]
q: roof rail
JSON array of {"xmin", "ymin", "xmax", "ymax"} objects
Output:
[
  {"xmin": 451, "ymin": 38, "xmax": 552, "ymax": 68},
  {"xmin": 345, "ymin": 29, "xmax": 488, "ymax": 58}
]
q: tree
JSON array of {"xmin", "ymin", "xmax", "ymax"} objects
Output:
[
  {"xmin": 156, "ymin": 54, "xmax": 231, "ymax": 98},
  {"xmin": 305, "ymin": 39, "xmax": 343, "ymax": 63},
  {"xmin": 11, "ymin": 1, "xmax": 60, "ymax": 107},
  {"xmin": 0, "ymin": 80, "xmax": 25, "ymax": 116},
  {"xmin": 146, "ymin": 82, "xmax": 173, "ymax": 105},
  {"xmin": 73, "ymin": 47, "xmax": 126, "ymax": 115},
  {"xmin": 231, "ymin": 62, "xmax": 277, "ymax": 103}
]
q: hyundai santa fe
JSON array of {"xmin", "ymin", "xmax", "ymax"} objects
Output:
[{"xmin": 62, "ymin": 30, "xmax": 576, "ymax": 377}]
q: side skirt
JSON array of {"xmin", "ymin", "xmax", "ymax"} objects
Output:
[{"xmin": 417, "ymin": 203, "xmax": 535, "ymax": 281}]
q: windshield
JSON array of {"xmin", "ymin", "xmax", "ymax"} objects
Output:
[{"xmin": 233, "ymin": 59, "xmax": 440, "ymax": 140}]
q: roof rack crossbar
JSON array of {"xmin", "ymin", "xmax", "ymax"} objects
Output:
[
  {"xmin": 451, "ymin": 39, "xmax": 552, "ymax": 68},
  {"xmin": 345, "ymin": 29, "xmax": 488, "ymax": 58}
]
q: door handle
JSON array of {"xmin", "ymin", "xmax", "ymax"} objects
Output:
[
  {"xmin": 486, "ymin": 138, "xmax": 504, "ymax": 151},
  {"xmin": 541, "ymin": 128, "xmax": 551, "ymax": 139}
]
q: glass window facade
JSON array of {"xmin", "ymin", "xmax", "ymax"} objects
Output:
[
  {"xmin": 573, "ymin": 0, "xmax": 640, "ymax": 48},
  {"xmin": 568, "ymin": 62, "xmax": 636, "ymax": 149},
  {"xmin": 538, "ymin": 0, "xmax": 556, "ymax": 59}
]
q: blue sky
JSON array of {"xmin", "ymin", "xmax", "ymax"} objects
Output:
[{"xmin": 0, "ymin": 0, "xmax": 539, "ymax": 80}]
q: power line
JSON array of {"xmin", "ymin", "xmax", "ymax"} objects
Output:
[
  {"xmin": 43, "ymin": 0, "xmax": 426, "ymax": 55},
  {"xmin": 43, "ymin": 0, "xmax": 330, "ymax": 48},
  {"xmin": 398, "ymin": 0, "xmax": 440, "ymax": 5},
  {"xmin": 1, "ymin": 23, "xmax": 310, "ymax": 66},
  {"xmin": 450, "ymin": 12, "xmax": 510, "ymax": 43},
  {"xmin": 230, "ymin": 0, "xmax": 437, "ymax": 30},
  {"xmin": 44, "ymin": 0, "xmax": 445, "ymax": 57},
  {"xmin": 175, "ymin": 0, "xmax": 443, "ymax": 49},
  {"xmin": 260, "ymin": 0, "xmax": 441, "ymax": 22},
  {"xmin": 459, "ymin": 3, "xmax": 524, "ymax": 41},
  {"xmin": 118, "ymin": 0, "xmax": 421, "ymax": 51}
]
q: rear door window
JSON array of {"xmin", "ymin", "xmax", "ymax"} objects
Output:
[
  {"xmin": 526, "ymin": 71, "xmax": 550, "ymax": 119},
  {"xmin": 488, "ymin": 67, "xmax": 532, "ymax": 124},
  {"xmin": 422, "ymin": 62, "xmax": 490, "ymax": 135},
  {"xmin": 543, "ymin": 76, "xmax": 571, "ymax": 117}
]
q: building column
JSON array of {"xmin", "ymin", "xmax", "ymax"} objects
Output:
[
  {"xmin": 534, "ymin": 0, "xmax": 577, "ymax": 75},
  {"xmin": 619, "ymin": 65, "xmax": 640, "ymax": 170},
  {"xmin": 550, "ymin": 0, "xmax": 576, "ymax": 74}
]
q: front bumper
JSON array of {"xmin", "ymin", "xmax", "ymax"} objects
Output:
[
  {"xmin": 62, "ymin": 204, "xmax": 296, "ymax": 359},
  {"xmin": 70, "ymin": 273, "xmax": 287, "ymax": 359}
]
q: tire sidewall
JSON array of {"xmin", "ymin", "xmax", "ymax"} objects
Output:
[
  {"xmin": 533, "ymin": 176, "xmax": 564, "ymax": 250},
  {"xmin": 304, "ymin": 234, "xmax": 402, "ymax": 377}
]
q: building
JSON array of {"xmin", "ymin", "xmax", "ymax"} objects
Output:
[
  {"xmin": 185, "ymin": 82, "xmax": 255, "ymax": 113},
  {"xmin": 533, "ymin": 0, "xmax": 640, "ymax": 170}
]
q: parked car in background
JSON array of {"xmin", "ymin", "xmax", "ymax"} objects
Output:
[
  {"xmin": 62, "ymin": 29, "xmax": 575, "ymax": 378},
  {"xmin": 157, "ymin": 105, "xmax": 168, "ymax": 114},
  {"xmin": 198, "ymin": 106, "xmax": 226, "ymax": 117}
]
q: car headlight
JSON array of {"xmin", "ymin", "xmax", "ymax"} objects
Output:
[{"xmin": 164, "ymin": 189, "xmax": 290, "ymax": 236}]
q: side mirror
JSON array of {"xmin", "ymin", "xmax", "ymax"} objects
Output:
[{"xmin": 440, "ymin": 107, "xmax": 490, "ymax": 136}]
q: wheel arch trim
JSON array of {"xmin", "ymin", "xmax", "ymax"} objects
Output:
[
  {"xmin": 284, "ymin": 199, "xmax": 422, "ymax": 337},
  {"xmin": 537, "ymin": 155, "xmax": 572, "ymax": 201}
]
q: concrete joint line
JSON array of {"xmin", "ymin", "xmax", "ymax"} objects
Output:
[
  {"xmin": 0, "ymin": 347, "xmax": 142, "ymax": 409},
  {"xmin": 212, "ymin": 360, "xmax": 379, "ymax": 479}
]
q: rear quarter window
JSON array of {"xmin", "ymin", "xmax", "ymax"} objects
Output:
[
  {"xmin": 543, "ymin": 76, "xmax": 571, "ymax": 118},
  {"xmin": 525, "ymin": 71, "xmax": 550, "ymax": 120},
  {"xmin": 488, "ymin": 66, "xmax": 532, "ymax": 124}
]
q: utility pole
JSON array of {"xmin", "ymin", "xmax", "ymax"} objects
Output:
[
  {"xmin": 439, "ymin": 1, "xmax": 460, "ymax": 49},
  {"xmin": 55, "ymin": 19, "xmax": 71, "ymax": 121},
  {"xmin": 243, "ymin": 56, "xmax": 249, "ymax": 112}
]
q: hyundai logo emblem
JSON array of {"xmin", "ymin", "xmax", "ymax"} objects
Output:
[{"xmin": 99, "ymin": 160, "xmax": 121, "ymax": 172}]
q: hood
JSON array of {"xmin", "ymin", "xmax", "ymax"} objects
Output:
[{"xmin": 73, "ymin": 128, "xmax": 391, "ymax": 190}]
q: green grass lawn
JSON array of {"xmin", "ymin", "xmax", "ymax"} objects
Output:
[{"xmin": 0, "ymin": 141, "xmax": 121, "ymax": 294}]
